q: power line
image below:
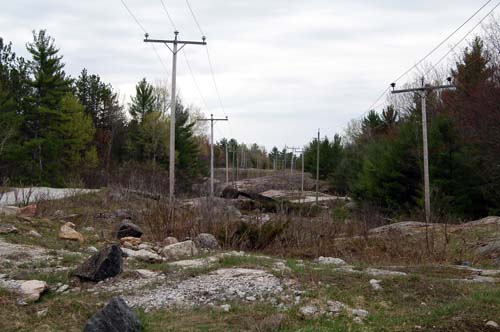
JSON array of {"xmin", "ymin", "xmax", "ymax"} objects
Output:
[
  {"xmin": 119, "ymin": 0, "xmax": 170, "ymax": 76},
  {"xmin": 182, "ymin": 49, "xmax": 210, "ymax": 111},
  {"xmin": 185, "ymin": 0, "xmax": 205, "ymax": 36},
  {"xmin": 160, "ymin": 0, "xmax": 177, "ymax": 30},
  {"xmin": 393, "ymin": 0, "xmax": 493, "ymax": 84},
  {"xmin": 427, "ymin": 0, "xmax": 500, "ymax": 75},
  {"xmin": 362, "ymin": 0, "xmax": 494, "ymax": 117}
]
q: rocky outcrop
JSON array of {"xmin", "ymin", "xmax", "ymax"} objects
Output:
[
  {"xmin": 0, "ymin": 224, "xmax": 18, "ymax": 234},
  {"xmin": 74, "ymin": 245, "xmax": 123, "ymax": 282},
  {"xmin": 58, "ymin": 222, "xmax": 84, "ymax": 244},
  {"xmin": 315, "ymin": 257, "xmax": 346, "ymax": 266},
  {"xmin": 162, "ymin": 237, "xmax": 179, "ymax": 246},
  {"xmin": 121, "ymin": 248, "xmax": 163, "ymax": 263},
  {"xmin": 160, "ymin": 240, "xmax": 198, "ymax": 260},
  {"xmin": 84, "ymin": 297, "xmax": 142, "ymax": 332},
  {"xmin": 116, "ymin": 220, "xmax": 143, "ymax": 239}
]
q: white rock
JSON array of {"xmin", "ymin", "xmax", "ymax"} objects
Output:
[
  {"xmin": 28, "ymin": 230, "xmax": 42, "ymax": 238},
  {"xmin": 56, "ymin": 284, "xmax": 69, "ymax": 293},
  {"xmin": 273, "ymin": 262, "xmax": 291, "ymax": 273},
  {"xmin": 351, "ymin": 309, "xmax": 369, "ymax": 319},
  {"xmin": 160, "ymin": 240, "xmax": 198, "ymax": 260},
  {"xmin": 327, "ymin": 300, "xmax": 346, "ymax": 314},
  {"xmin": 138, "ymin": 243, "xmax": 153, "ymax": 251},
  {"xmin": 86, "ymin": 246, "xmax": 99, "ymax": 253},
  {"xmin": 83, "ymin": 226, "xmax": 95, "ymax": 232},
  {"xmin": 122, "ymin": 248, "xmax": 164, "ymax": 262},
  {"xmin": 136, "ymin": 269, "xmax": 159, "ymax": 278},
  {"xmin": 20, "ymin": 280, "xmax": 48, "ymax": 302},
  {"xmin": 370, "ymin": 279, "xmax": 383, "ymax": 291},
  {"xmin": 246, "ymin": 295, "xmax": 256, "ymax": 301},
  {"xmin": 315, "ymin": 256, "xmax": 347, "ymax": 266},
  {"xmin": 0, "ymin": 206, "xmax": 20, "ymax": 216},
  {"xmin": 365, "ymin": 268, "xmax": 407, "ymax": 277},
  {"xmin": 299, "ymin": 305, "xmax": 318, "ymax": 317},
  {"xmin": 220, "ymin": 304, "xmax": 231, "ymax": 312},
  {"xmin": 486, "ymin": 321, "xmax": 499, "ymax": 329},
  {"xmin": 353, "ymin": 317, "xmax": 364, "ymax": 324}
]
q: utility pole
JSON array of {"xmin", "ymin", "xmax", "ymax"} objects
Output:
[
  {"xmin": 144, "ymin": 31, "xmax": 206, "ymax": 200},
  {"xmin": 391, "ymin": 78, "xmax": 454, "ymax": 223},
  {"xmin": 225, "ymin": 143, "xmax": 229, "ymax": 184},
  {"xmin": 316, "ymin": 129, "xmax": 320, "ymax": 205},
  {"xmin": 286, "ymin": 146, "xmax": 299, "ymax": 174},
  {"xmin": 197, "ymin": 114, "xmax": 228, "ymax": 199},
  {"xmin": 295, "ymin": 149, "xmax": 305, "ymax": 193}
]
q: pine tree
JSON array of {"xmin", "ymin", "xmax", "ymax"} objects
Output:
[{"xmin": 129, "ymin": 78, "xmax": 155, "ymax": 123}]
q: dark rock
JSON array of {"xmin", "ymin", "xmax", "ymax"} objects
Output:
[
  {"xmin": 0, "ymin": 224, "xmax": 18, "ymax": 234},
  {"xmin": 74, "ymin": 245, "xmax": 123, "ymax": 282},
  {"xmin": 116, "ymin": 220, "xmax": 143, "ymax": 239},
  {"xmin": 221, "ymin": 186, "xmax": 240, "ymax": 199},
  {"xmin": 195, "ymin": 233, "xmax": 220, "ymax": 251},
  {"xmin": 84, "ymin": 297, "xmax": 142, "ymax": 332}
]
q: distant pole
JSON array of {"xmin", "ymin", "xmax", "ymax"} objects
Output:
[
  {"xmin": 316, "ymin": 129, "xmax": 320, "ymax": 205},
  {"xmin": 144, "ymin": 31, "xmax": 206, "ymax": 200},
  {"xmin": 197, "ymin": 114, "xmax": 228, "ymax": 199},
  {"xmin": 225, "ymin": 143, "xmax": 229, "ymax": 184},
  {"xmin": 301, "ymin": 152, "xmax": 305, "ymax": 192},
  {"xmin": 391, "ymin": 78, "xmax": 455, "ymax": 223}
]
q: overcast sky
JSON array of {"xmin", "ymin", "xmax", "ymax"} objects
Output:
[{"xmin": 0, "ymin": 0, "xmax": 494, "ymax": 150}]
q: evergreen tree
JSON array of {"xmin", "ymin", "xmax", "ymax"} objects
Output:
[{"xmin": 129, "ymin": 78, "xmax": 155, "ymax": 123}]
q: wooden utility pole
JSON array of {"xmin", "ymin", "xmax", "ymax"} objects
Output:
[
  {"xmin": 144, "ymin": 31, "xmax": 206, "ymax": 200},
  {"xmin": 316, "ymin": 129, "xmax": 320, "ymax": 205},
  {"xmin": 391, "ymin": 78, "xmax": 455, "ymax": 223},
  {"xmin": 197, "ymin": 114, "xmax": 228, "ymax": 198}
]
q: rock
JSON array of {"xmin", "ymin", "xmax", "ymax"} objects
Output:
[
  {"xmin": 327, "ymin": 300, "xmax": 346, "ymax": 314},
  {"xmin": 162, "ymin": 236, "xmax": 179, "ymax": 246},
  {"xmin": 260, "ymin": 214, "xmax": 271, "ymax": 223},
  {"xmin": 195, "ymin": 233, "xmax": 220, "ymax": 251},
  {"xmin": 28, "ymin": 230, "xmax": 42, "ymax": 238},
  {"xmin": 486, "ymin": 321, "xmax": 499, "ymax": 329},
  {"xmin": 246, "ymin": 295, "xmax": 256, "ymax": 301},
  {"xmin": 19, "ymin": 280, "xmax": 48, "ymax": 303},
  {"xmin": 84, "ymin": 297, "xmax": 142, "ymax": 332},
  {"xmin": 83, "ymin": 226, "xmax": 95, "ymax": 232},
  {"xmin": 351, "ymin": 308, "xmax": 369, "ymax": 319},
  {"xmin": 315, "ymin": 256, "xmax": 347, "ymax": 266},
  {"xmin": 220, "ymin": 304, "xmax": 231, "ymax": 312},
  {"xmin": 56, "ymin": 284, "xmax": 70, "ymax": 293},
  {"xmin": 122, "ymin": 248, "xmax": 163, "ymax": 263},
  {"xmin": 370, "ymin": 279, "xmax": 383, "ymax": 291},
  {"xmin": 74, "ymin": 245, "xmax": 123, "ymax": 282},
  {"xmin": 160, "ymin": 240, "xmax": 198, "ymax": 260},
  {"xmin": 273, "ymin": 261, "xmax": 291, "ymax": 273},
  {"xmin": 87, "ymin": 246, "xmax": 99, "ymax": 253},
  {"xmin": 476, "ymin": 239, "xmax": 500, "ymax": 259},
  {"xmin": 0, "ymin": 224, "xmax": 18, "ymax": 234},
  {"xmin": 37, "ymin": 308, "xmax": 48, "ymax": 317},
  {"xmin": 18, "ymin": 204, "xmax": 37, "ymax": 217},
  {"xmin": 120, "ymin": 236, "xmax": 141, "ymax": 248},
  {"xmin": 0, "ymin": 206, "xmax": 20, "ymax": 216},
  {"xmin": 116, "ymin": 220, "xmax": 143, "ymax": 239},
  {"xmin": 59, "ymin": 222, "xmax": 84, "ymax": 244},
  {"xmin": 221, "ymin": 186, "xmax": 240, "ymax": 199},
  {"xmin": 299, "ymin": 305, "xmax": 318, "ymax": 317},
  {"xmin": 353, "ymin": 317, "xmax": 364, "ymax": 324},
  {"xmin": 365, "ymin": 268, "xmax": 407, "ymax": 277},
  {"xmin": 135, "ymin": 269, "xmax": 159, "ymax": 278},
  {"xmin": 138, "ymin": 243, "xmax": 153, "ymax": 251}
]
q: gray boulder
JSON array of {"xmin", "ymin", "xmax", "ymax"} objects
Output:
[
  {"xmin": 74, "ymin": 245, "xmax": 123, "ymax": 282},
  {"xmin": 84, "ymin": 297, "xmax": 142, "ymax": 332},
  {"xmin": 195, "ymin": 233, "xmax": 220, "ymax": 251},
  {"xmin": 116, "ymin": 220, "xmax": 143, "ymax": 239}
]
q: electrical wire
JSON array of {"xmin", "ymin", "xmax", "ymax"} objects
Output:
[
  {"xmin": 119, "ymin": 0, "xmax": 170, "ymax": 76},
  {"xmin": 185, "ymin": 0, "xmax": 205, "ymax": 36},
  {"xmin": 427, "ymin": 0, "xmax": 500, "ymax": 75},
  {"xmin": 160, "ymin": 0, "xmax": 177, "ymax": 30}
]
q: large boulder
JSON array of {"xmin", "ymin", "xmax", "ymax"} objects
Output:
[
  {"xmin": 160, "ymin": 240, "xmax": 198, "ymax": 260},
  {"xmin": 19, "ymin": 280, "xmax": 48, "ymax": 303},
  {"xmin": 116, "ymin": 220, "xmax": 143, "ymax": 239},
  {"xmin": 74, "ymin": 245, "xmax": 123, "ymax": 282},
  {"xmin": 476, "ymin": 239, "xmax": 500, "ymax": 259},
  {"xmin": 195, "ymin": 233, "xmax": 220, "ymax": 251},
  {"xmin": 0, "ymin": 206, "xmax": 20, "ymax": 216},
  {"xmin": 84, "ymin": 297, "xmax": 142, "ymax": 332},
  {"xmin": 59, "ymin": 222, "xmax": 84, "ymax": 244},
  {"xmin": 161, "ymin": 236, "xmax": 179, "ymax": 246}
]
